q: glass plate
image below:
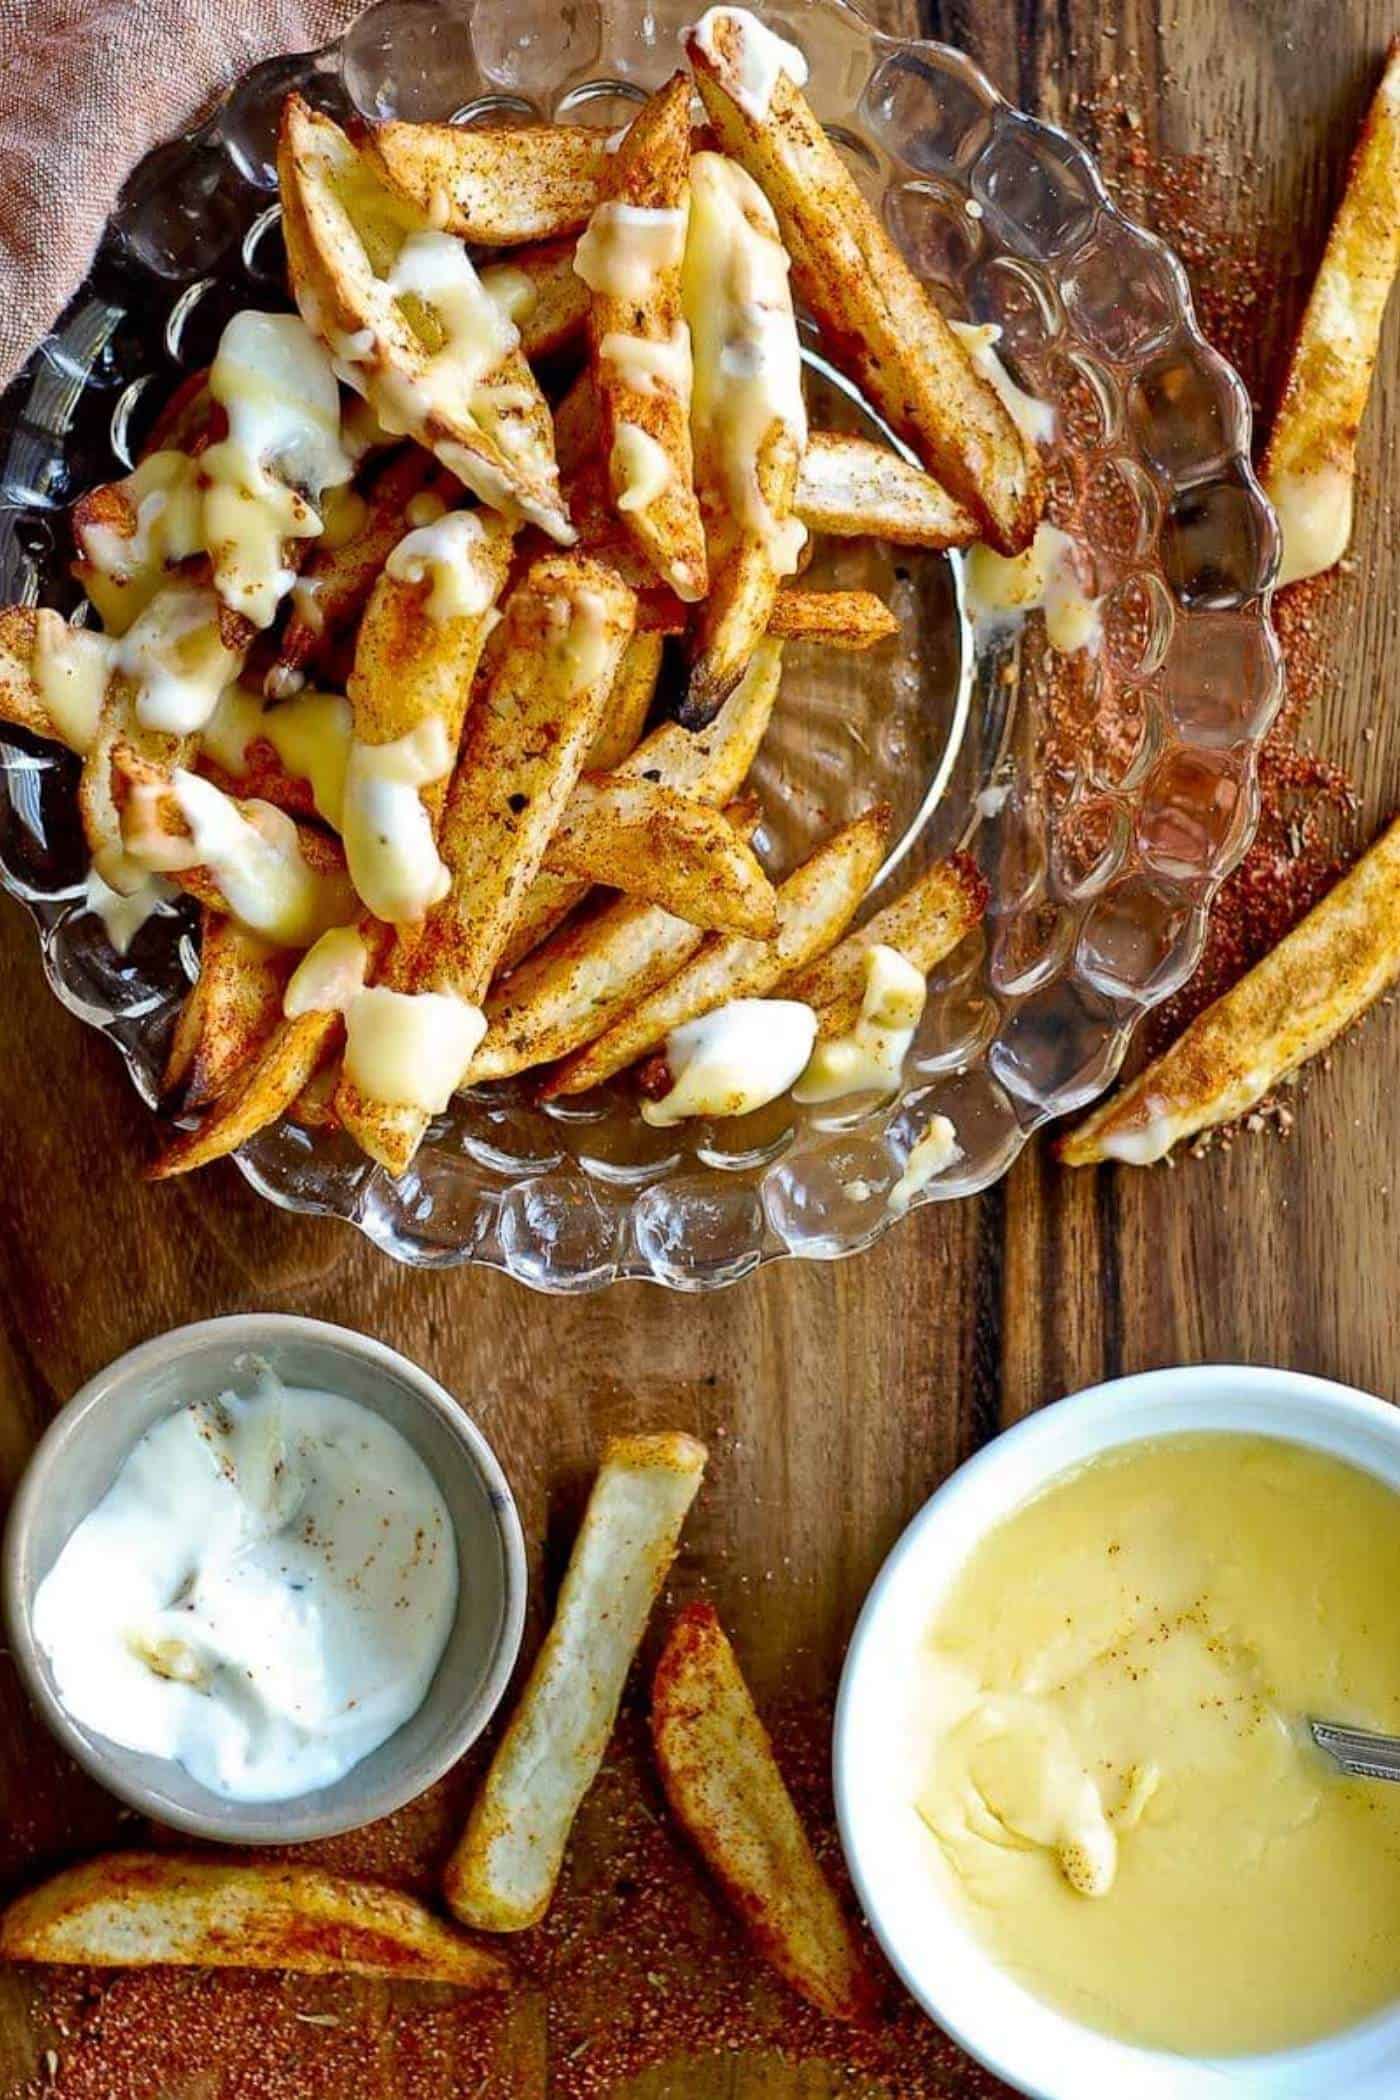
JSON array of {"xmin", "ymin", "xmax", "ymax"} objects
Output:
[{"xmin": 0, "ymin": 0, "xmax": 1282, "ymax": 1290}]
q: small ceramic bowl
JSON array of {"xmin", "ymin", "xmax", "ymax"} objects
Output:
[
  {"xmin": 834, "ymin": 1364, "xmax": 1400, "ymax": 2100},
  {"xmin": 3, "ymin": 1314, "xmax": 527, "ymax": 1844}
]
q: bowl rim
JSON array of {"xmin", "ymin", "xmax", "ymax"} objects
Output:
[
  {"xmin": 834, "ymin": 1364, "xmax": 1400, "ymax": 2100},
  {"xmin": 2, "ymin": 1312, "xmax": 528, "ymax": 1844}
]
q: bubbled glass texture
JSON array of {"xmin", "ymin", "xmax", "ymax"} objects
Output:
[{"xmin": 0, "ymin": 0, "xmax": 1282, "ymax": 1289}]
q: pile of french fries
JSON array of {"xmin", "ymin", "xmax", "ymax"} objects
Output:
[
  {"xmin": 2, "ymin": 1430, "xmax": 878, "ymax": 2024},
  {"xmin": 0, "ymin": 5, "xmax": 1038, "ymax": 1183}
]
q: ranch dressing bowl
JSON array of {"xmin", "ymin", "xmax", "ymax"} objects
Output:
[{"xmin": 3, "ymin": 1316, "xmax": 526, "ymax": 1844}]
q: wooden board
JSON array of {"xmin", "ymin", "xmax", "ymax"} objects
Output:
[{"xmin": 0, "ymin": 0, "xmax": 1397, "ymax": 2090}]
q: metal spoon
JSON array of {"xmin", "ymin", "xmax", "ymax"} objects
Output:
[{"xmin": 1310, "ymin": 1719, "xmax": 1400, "ymax": 1781}]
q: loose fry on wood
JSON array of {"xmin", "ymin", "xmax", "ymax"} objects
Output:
[
  {"xmin": 651, "ymin": 1604, "xmax": 879, "ymax": 2021},
  {"xmin": 496, "ymin": 636, "xmax": 784, "ymax": 972},
  {"xmin": 1059, "ymin": 814, "xmax": 1400, "ymax": 1165},
  {"xmin": 278, "ymin": 96, "xmax": 572, "ymax": 541},
  {"xmin": 681, "ymin": 149, "xmax": 807, "ymax": 725},
  {"xmin": 360, "ymin": 119, "xmax": 608, "ymax": 244},
  {"xmin": 444, "ymin": 1433, "xmax": 708, "ymax": 1932},
  {"xmin": 543, "ymin": 773, "xmax": 777, "ymax": 936},
  {"xmin": 469, "ymin": 801, "xmax": 762, "ymax": 1083},
  {"xmin": 1261, "ymin": 39, "xmax": 1400, "ymax": 585},
  {"xmin": 780, "ymin": 854, "xmax": 988, "ymax": 1036},
  {"xmin": 543, "ymin": 804, "xmax": 890, "ymax": 1096},
  {"xmin": 163, "ymin": 911, "xmax": 293, "ymax": 1109},
  {"xmin": 0, "ymin": 1852, "xmax": 507, "ymax": 1988},
  {"xmin": 578, "ymin": 73, "xmax": 708, "ymax": 602},
  {"xmin": 686, "ymin": 9, "xmax": 1043, "ymax": 553}
]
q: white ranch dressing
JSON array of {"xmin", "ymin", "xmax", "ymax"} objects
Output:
[
  {"xmin": 688, "ymin": 7, "xmax": 809, "ymax": 120},
  {"xmin": 641, "ymin": 997, "xmax": 817, "ymax": 1125},
  {"xmin": 32, "ymin": 1370, "xmax": 457, "ymax": 1803}
]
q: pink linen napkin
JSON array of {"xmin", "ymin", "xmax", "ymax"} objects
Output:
[{"xmin": 0, "ymin": 0, "xmax": 364, "ymax": 390}]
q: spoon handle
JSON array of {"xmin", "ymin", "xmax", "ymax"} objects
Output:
[{"xmin": 1310, "ymin": 1719, "xmax": 1400, "ymax": 1782}]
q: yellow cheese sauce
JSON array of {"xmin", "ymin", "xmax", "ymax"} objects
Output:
[{"xmin": 913, "ymin": 1433, "xmax": 1400, "ymax": 2055}]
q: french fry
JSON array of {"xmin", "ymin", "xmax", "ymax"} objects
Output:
[
  {"xmin": 543, "ymin": 804, "xmax": 890, "ymax": 1096},
  {"xmin": 779, "ymin": 854, "xmax": 988, "ymax": 1036},
  {"xmin": 0, "ymin": 1852, "xmax": 507, "ymax": 1988},
  {"xmin": 681, "ymin": 150, "xmax": 807, "ymax": 726},
  {"xmin": 0, "ymin": 607, "xmax": 101, "ymax": 750},
  {"xmin": 651, "ymin": 1605, "xmax": 878, "ymax": 2021},
  {"xmin": 71, "ymin": 450, "xmax": 205, "ymax": 635},
  {"xmin": 341, "ymin": 507, "xmax": 515, "ymax": 922},
  {"xmin": 360, "ymin": 119, "xmax": 608, "ymax": 244},
  {"xmin": 82, "ymin": 687, "xmax": 199, "ymax": 895},
  {"xmin": 797, "ymin": 430, "xmax": 976, "ymax": 548},
  {"xmin": 765, "ymin": 589, "xmax": 896, "ymax": 650},
  {"xmin": 333, "ymin": 556, "xmax": 636, "ymax": 1172},
  {"xmin": 579, "ymin": 73, "xmax": 708, "ymax": 603},
  {"xmin": 278, "ymin": 96, "xmax": 572, "ymax": 542},
  {"xmin": 444, "ymin": 1432, "xmax": 708, "ymax": 1932},
  {"xmin": 1261, "ymin": 39, "xmax": 1400, "ymax": 586},
  {"xmin": 496, "ymin": 636, "xmax": 784, "ymax": 972},
  {"xmin": 163, "ymin": 910, "xmax": 293, "ymax": 1109},
  {"xmin": 1059, "ymin": 814, "xmax": 1400, "ymax": 1166},
  {"xmin": 685, "ymin": 9, "xmax": 1042, "ymax": 554},
  {"xmin": 469, "ymin": 801, "xmax": 763, "ymax": 1083},
  {"xmin": 480, "ymin": 238, "xmax": 590, "ymax": 364},
  {"xmin": 269, "ymin": 447, "xmax": 453, "ymax": 691},
  {"xmin": 196, "ymin": 684, "xmax": 352, "ymax": 825},
  {"xmin": 111, "ymin": 745, "xmax": 355, "ymax": 945},
  {"xmin": 543, "ymin": 773, "xmax": 777, "ymax": 936},
  {"xmin": 581, "ymin": 630, "xmax": 664, "ymax": 772}
]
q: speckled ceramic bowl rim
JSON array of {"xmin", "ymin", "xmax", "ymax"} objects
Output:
[
  {"xmin": 3, "ymin": 1314, "xmax": 528, "ymax": 1844},
  {"xmin": 834, "ymin": 1365, "xmax": 1400, "ymax": 2100}
]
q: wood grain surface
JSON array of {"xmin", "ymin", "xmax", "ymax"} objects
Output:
[{"xmin": 0, "ymin": 0, "xmax": 1397, "ymax": 2092}]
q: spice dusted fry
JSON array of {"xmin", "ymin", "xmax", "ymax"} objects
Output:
[
  {"xmin": 469, "ymin": 801, "xmax": 763, "ymax": 1083},
  {"xmin": 340, "ymin": 507, "xmax": 514, "ymax": 922},
  {"xmin": 163, "ymin": 910, "xmax": 294, "ymax": 1109},
  {"xmin": 780, "ymin": 854, "xmax": 989, "ymax": 1036},
  {"xmin": 111, "ymin": 745, "xmax": 355, "ymax": 948},
  {"xmin": 278, "ymin": 96, "xmax": 573, "ymax": 542},
  {"xmin": 652, "ymin": 1604, "xmax": 879, "ymax": 2021},
  {"xmin": 685, "ymin": 7, "xmax": 1043, "ymax": 554},
  {"xmin": 196, "ymin": 683, "xmax": 353, "ymax": 826},
  {"xmin": 796, "ymin": 430, "xmax": 976, "ymax": 549},
  {"xmin": 765, "ymin": 589, "xmax": 897, "ymax": 650},
  {"xmin": 0, "ymin": 606, "xmax": 114, "ymax": 754},
  {"xmin": 332, "ymin": 557, "xmax": 636, "ymax": 1173},
  {"xmin": 444, "ymin": 1432, "xmax": 708, "ymax": 1933},
  {"xmin": 543, "ymin": 773, "xmax": 778, "ymax": 937},
  {"xmin": 269, "ymin": 448, "xmax": 454, "ymax": 692},
  {"xmin": 1059, "ymin": 814, "xmax": 1400, "ymax": 1166},
  {"xmin": 1262, "ymin": 39, "xmax": 1400, "ymax": 586},
  {"xmin": 360, "ymin": 120, "xmax": 608, "ymax": 244},
  {"xmin": 544, "ymin": 804, "xmax": 890, "ymax": 1097},
  {"xmin": 480, "ymin": 238, "xmax": 591, "ymax": 363},
  {"xmin": 581, "ymin": 631, "xmax": 664, "ymax": 773},
  {"xmin": 71, "ymin": 451, "xmax": 206, "ymax": 635},
  {"xmin": 576, "ymin": 73, "xmax": 707, "ymax": 603},
  {"xmin": 681, "ymin": 150, "xmax": 808, "ymax": 726},
  {"xmin": 0, "ymin": 1853, "xmax": 508, "ymax": 1987}
]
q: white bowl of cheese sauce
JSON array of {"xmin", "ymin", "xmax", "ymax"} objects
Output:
[
  {"xmin": 835, "ymin": 1365, "xmax": 1400, "ymax": 2100},
  {"xmin": 5, "ymin": 1317, "xmax": 526, "ymax": 1843}
]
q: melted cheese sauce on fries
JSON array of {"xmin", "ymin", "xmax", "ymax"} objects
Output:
[
  {"xmin": 285, "ymin": 927, "xmax": 487, "ymax": 1115},
  {"xmin": 641, "ymin": 998, "xmax": 817, "ymax": 1125},
  {"xmin": 340, "ymin": 715, "xmax": 454, "ymax": 924},
  {"xmin": 575, "ymin": 203, "xmax": 689, "ymax": 303},
  {"xmin": 384, "ymin": 508, "xmax": 502, "ymax": 620},
  {"xmin": 687, "ymin": 6, "xmax": 809, "ymax": 121},
  {"xmin": 794, "ymin": 944, "xmax": 926, "ymax": 1103}
]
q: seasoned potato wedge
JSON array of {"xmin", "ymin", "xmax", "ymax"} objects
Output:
[
  {"xmin": 579, "ymin": 73, "xmax": 707, "ymax": 602},
  {"xmin": 681, "ymin": 150, "xmax": 807, "ymax": 726},
  {"xmin": 543, "ymin": 803, "xmax": 890, "ymax": 1096},
  {"xmin": 0, "ymin": 1852, "xmax": 507, "ymax": 1987},
  {"xmin": 481, "ymin": 238, "xmax": 590, "ymax": 363},
  {"xmin": 797, "ymin": 430, "xmax": 976, "ymax": 548},
  {"xmin": 0, "ymin": 606, "xmax": 106, "ymax": 751},
  {"xmin": 686, "ymin": 9, "xmax": 1042, "ymax": 553},
  {"xmin": 651, "ymin": 1605, "xmax": 878, "ymax": 2021},
  {"xmin": 470, "ymin": 801, "xmax": 762, "ymax": 1083},
  {"xmin": 780, "ymin": 853, "xmax": 988, "ymax": 1035},
  {"xmin": 71, "ymin": 450, "xmax": 205, "ymax": 635},
  {"xmin": 278, "ymin": 95, "xmax": 572, "ymax": 541},
  {"xmin": 497, "ymin": 635, "xmax": 784, "ymax": 971},
  {"xmin": 444, "ymin": 1433, "xmax": 707, "ymax": 1932},
  {"xmin": 765, "ymin": 588, "xmax": 896, "ymax": 650},
  {"xmin": 1261, "ymin": 39, "xmax": 1400, "ymax": 585},
  {"xmin": 1059, "ymin": 814, "xmax": 1400, "ymax": 1166},
  {"xmin": 544, "ymin": 773, "xmax": 777, "ymax": 936},
  {"xmin": 164, "ymin": 910, "xmax": 293, "ymax": 1109},
  {"xmin": 360, "ymin": 119, "xmax": 608, "ymax": 244},
  {"xmin": 582, "ymin": 630, "xmax": 664, "ymax": 772}
]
